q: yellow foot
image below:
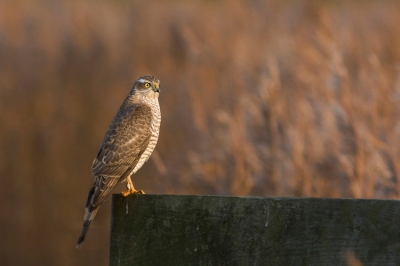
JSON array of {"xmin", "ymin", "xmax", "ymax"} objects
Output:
[
  {"xmin": 121, "ymin": 189, "xmax": 145, "ymax": 197},
  {"xmin": 121, "ymin": 176, "xmax": 144, "ymax": 197}
]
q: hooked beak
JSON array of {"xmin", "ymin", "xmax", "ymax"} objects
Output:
[{"xmin": 154, "ymin": 88, "xmax": 160, "ymax": 93}]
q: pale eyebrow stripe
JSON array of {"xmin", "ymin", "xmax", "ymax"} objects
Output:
[{"xmin": 137, "ymin": 78, "xmax": 150, "ymax": 83}]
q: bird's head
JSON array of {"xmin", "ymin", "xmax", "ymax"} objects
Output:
[{"xmin": 132, "ymin": 75, "xmax": 160, "ymax": 99}]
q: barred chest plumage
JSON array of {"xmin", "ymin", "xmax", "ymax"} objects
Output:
[{"xmin": 131, "ymin": 98, "xmax": 161, "ymax": 174}]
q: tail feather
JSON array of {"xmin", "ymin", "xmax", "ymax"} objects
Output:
[
  {"xmin": 76, "ymin": 176, "xmax": 120, "ymax": 248},
  {"xmin": 76, "ymin": 208, "xmax": 98, "ymax": 248}
]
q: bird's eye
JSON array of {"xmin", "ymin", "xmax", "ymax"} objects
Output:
[{"xmin": 144, "ymin": 83, "xmax": 151, "ymax": 88}]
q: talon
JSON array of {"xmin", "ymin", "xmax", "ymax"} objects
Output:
[
  {"xmin": 120, "ymin": 190, "xmax": 131, "ymax": 197},
  {"xmin": 121, "ymin": 176, "xmax": 144, "ymax": 197},
  {"xmin": 121, "ymin": 189, "xmax": 145, "ymax": 197}
]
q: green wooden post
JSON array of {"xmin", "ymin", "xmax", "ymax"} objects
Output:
[{"xmin": 110, "ymin": 195, "xmax": 400, "ymax": 266}]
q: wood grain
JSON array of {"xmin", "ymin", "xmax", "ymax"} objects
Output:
[{"xmin": 110, "ymin": 195, "xmax": 400, "ymax": 266}]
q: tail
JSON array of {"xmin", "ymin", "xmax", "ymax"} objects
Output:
[
  {"xmin": 76, "ymin": 183, "xmax": 99, "ymax": 249},
  {"xmin": 76, "ymin": 176, "xmax": 120, "ymax": 248},
  {"xmin": 76, "ymin": 208, "xmax": 99, "ymax": 248}
]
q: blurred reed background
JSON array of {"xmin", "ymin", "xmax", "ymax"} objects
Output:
[{"xmin": 1, "ymin": 0, "xmax": 400, "ymax": 265}]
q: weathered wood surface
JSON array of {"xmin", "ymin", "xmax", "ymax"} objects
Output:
[{"xmin": 110, "ymin": 195, "xmax": 400, "ymax": 266}]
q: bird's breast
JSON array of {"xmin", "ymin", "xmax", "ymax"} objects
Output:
[{"xmin": 131, "ymin": 99, "xmax": 161, "ymax": 174}]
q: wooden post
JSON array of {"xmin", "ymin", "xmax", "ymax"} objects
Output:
[{"xmin": 110, "ymin": 195, "xmax": 400, "ymax": 265}]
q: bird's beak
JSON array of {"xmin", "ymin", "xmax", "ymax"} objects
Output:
[{"xmin": 154, "ymin": 84, "xmax": 160, "ymax": 93}]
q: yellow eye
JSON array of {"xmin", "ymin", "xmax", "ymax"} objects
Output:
[{"xmin": 144, "ymin": 83, "xmax": 151, "ymax": 88}]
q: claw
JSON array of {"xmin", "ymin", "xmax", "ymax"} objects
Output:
[
  {"xmin": 121, "ymin": 176, "xmax": 145, "ymax": 197},
  {"xmin": 121, "ymin": 189, "xmax": 145, "ymax": 197}
]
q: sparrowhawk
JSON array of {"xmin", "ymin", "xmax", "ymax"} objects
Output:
[{"xmin": 76, "ymin": 76, "xmax": 161, "ymax": 248}]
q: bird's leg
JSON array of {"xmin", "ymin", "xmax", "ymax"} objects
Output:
[{"xmin": 121, "ymin": 176, "xmax": 145, "ymax": 197}]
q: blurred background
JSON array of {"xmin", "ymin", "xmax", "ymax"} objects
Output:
[{"xmin": 1, "ymin": 0, "xmax": 400, "ymax": 265}]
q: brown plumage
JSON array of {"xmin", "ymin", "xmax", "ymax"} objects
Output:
[{"xmin": 76, "ymin": 76, "xmax": 161, "ymax": 248}]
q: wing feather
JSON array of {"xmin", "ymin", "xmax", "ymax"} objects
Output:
[{"xmin": 88, "ymin": 103, "xmax": 152, "ymax": 209}]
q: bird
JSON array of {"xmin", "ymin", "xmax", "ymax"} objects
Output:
[{"xmin": 76, "ymin": 75, "xmax": 161, "ymax": 248}]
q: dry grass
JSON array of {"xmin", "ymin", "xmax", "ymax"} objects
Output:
[{"xmin": 1, "ymin": 0, "xmax": 400, "ymax": 265}]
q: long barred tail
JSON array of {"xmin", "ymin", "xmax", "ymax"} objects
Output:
[
  {"xmin": 76, "ymin": 208, "xmax": 99, "ymax": 248},
  {"xmin": 76, "ymin": 182, "xmax": 99, "ymax": 249},
  {"xmin": 76, "ymin": 176, "xmax": 120, "ymax": 248}
]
